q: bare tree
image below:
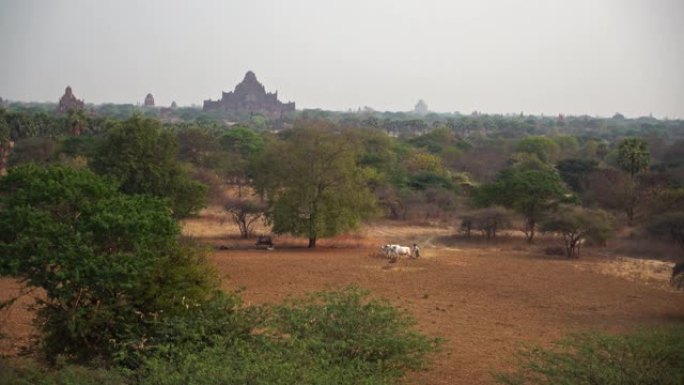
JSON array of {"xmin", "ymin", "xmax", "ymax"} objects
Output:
[{"xmin": 225, "ymin": 198, "xmax": 265, "ymax": 239}]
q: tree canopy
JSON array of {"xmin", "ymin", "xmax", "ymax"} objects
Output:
[
  {"xmin": 90, "ymin": 115, "xmax": 207, "ymax": 217},
  {"xmin": 0, "ymin": 164, "xmax": 217, "ymax": 362},
  {"xmin": 254, "ymin": 122, "xmax": 376, "ymax": 247},
  {"xmin": 541, "ymin": 206, "xmax": 614, "ymax": 258},
  {"xmin": 617, "ymin": 138, "xmax": 650, "ymax": 178},
  {"xmin": 474, "ymin": 168, "xmax": 570, "ymax": 242},
  {"xmin": 514, "ymin": 136, "xmax": 560, "ymax": 164}
]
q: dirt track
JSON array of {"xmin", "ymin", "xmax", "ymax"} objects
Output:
[{"xmin": 2, "ymin": 219, "xmax": 684, "ymax": 385}]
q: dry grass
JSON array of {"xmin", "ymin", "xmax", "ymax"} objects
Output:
[{"xmin": 572, "ymin": 257, "xmax": 676, "ymax": 290}]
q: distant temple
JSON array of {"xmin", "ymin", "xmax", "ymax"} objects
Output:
[
  {"xmin": 57, "ymin": 86, "xmax": 85, "ymax": 113},
  {"xmin": 144, "ymin": 93, "xmax": 155, "ymax": 107},
  {"xmin": 414, "ymin": 99, "xmax": 429, "ymax": 116},
  {"xmin": 203, "ymin": 71, "xmax": 295, "ymax": 117}
]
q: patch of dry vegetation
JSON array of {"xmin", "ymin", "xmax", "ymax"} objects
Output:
[{"xmin": 572, "ymin": 257, "xmax": 675, "ymax": 290}]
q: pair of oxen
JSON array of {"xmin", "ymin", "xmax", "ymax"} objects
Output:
[{"xmin": 381, "ymin": 244, "xmax": 419, "ymax": 259}]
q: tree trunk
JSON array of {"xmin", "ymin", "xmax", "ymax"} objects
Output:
[
  {"xmin": 308, "ymin": 237, "xmax": 316, "ymax": 248},
  {"xmin": 525, "ymin": 218, "xmax": 536, "ymax": 243},
  {"xmin": 626, "ymin": 205, "xmax": 635, "ymax": 227}
]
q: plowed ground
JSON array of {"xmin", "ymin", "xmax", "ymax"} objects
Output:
[{"xmin": 2, "ymin": 213, "xmax": 683, "ymax": 385}]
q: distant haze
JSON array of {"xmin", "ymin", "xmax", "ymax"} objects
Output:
[{"xmin": 1, "ymin": 0, "xmax": 682, "ymax": 118}]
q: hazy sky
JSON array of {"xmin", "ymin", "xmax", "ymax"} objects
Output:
[{"xmin": 1, "ymin": 0, "xmax": 682, "ymax": 118}]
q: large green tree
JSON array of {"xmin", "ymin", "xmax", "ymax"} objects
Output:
[
  {"xmin": 474, "ymin": 168, "xmax": 570, "ymax": 242},
  {"xmin": 556, "ymin": 158, "xmax": 598, "ymax": 193},
  {"xmin": 0, "ymin": 165, "xmax": 217, "ymax": 363},
  {"xmin": 515, "ymin": 136, "xmax": 560, "ymax": 164},
  {"xmin": 647, "ymin": 188, "xmax": 684, "ymax": 259},
  {"xmin": 254, "ymin": 122, "xmax": 376, "ymax": 247},
  {"xmin": 219, "ymin": 125, "xmax": 266, "ymax": 195},
  {"xmin": 90, "ymin": 115, "xmax": 207, "ymax": 217}
]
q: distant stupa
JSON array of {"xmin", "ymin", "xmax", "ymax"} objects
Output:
[
  {"xmin": 144, "ymin": 93, "xmax": 155, "ymax": 107},
  {"xmin": 414, "ymin": 99, "xmax": 428, "ymax": 116},
  {"xmin": 57, "ymin": 86, "xmax": 85, "ymax": 113},
  {"xmin": 203, "ymin": 71, "xmax": 295, "ymax": 117}
]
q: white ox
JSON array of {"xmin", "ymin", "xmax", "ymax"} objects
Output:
[{"xmin": 381, "ymin": 244, "xmax": 412, "ymax": 259}]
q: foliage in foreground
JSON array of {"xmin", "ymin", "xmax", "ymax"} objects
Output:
[
  {"xmin": 137, "ymin": 287, "xmax": 440, "ymax": 385},
  {"xmin": 0, "ymin": 164, "xmax": 219, "ymax": 364},
  {"xmin": 495, "ymin": 325, "xmax": 684, "ymax": 385},
  {"xmin": 1, "ymin": 288, "xmax": 439, "ymax": 385}
]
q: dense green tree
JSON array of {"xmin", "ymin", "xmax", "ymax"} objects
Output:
[
  {"xmin": 90, "ymin": 115, "xmax": 207, "ymax": 217},
  {"xmin": 408, "ymin": 127, "xmax": 462, "ymax": 154},
  {"xmin": 58, "ymin": 135, "xmax": 98, "ymax": 160},
  {"xmin": 175, "ymin": 126, "xmax": 220, "ymax": 166},
  {"xmin": 556, "ymin": 158, "xmax": 598, "ymax": 193},
  {"xmin": 0, "ymin": 110, "xmax": 11, "ymax": 174},
  {"xmin": 0, "ymin": 165, "xmax": 218, "ymax": 363},
  {"xmin": 5, "ymin": 110, "xmax": 39, "ymax": 139},
  {"xmin": 508, "ymin": 152, "xmax": 554, "ymax": 172},
  {"xmin": 584, "ymin": 168, "xmax": 646, "ymax": 226},
  {"xmin": 474, "ymin": 169, "xmax": 570, "ymax": 242},
  {"xmin": 662, "ymin": 140, "xmax": 684, "ymax": 167},
  {"xmin": 515, "ymin": 136, "xmax": 560, "ymax": 164},
  {"xmin": 617, "ymin": 138, "xmax": 650, "ymax": 178},
  {"xmin": 648, "ymin": 212, "xmax": 684, "ymax": 257},
  {"xmin": 348, "ymin": 128, "xmax": 396, "ymax": 179},
  {"xmin": 8, "ymin": 137, "xmax": 59, "ymax": 166},
  {"xmin": 553, "ymin": 135, "xmax": 580, "ymax": 159},
  {"xmin": 647, "ymin": 188, "xmax": 684, "ymax": 258},
  {"xmin": 218, "ymin": 125, "xmax": 266, "ymax": 193},
  {"xmin": 254, "ymin": 122, "xmax": 376, "ymax": 247},
  {"xmin": 496, "ymin": 326, "xmax": 684, "ymax": 385},
  {"xmin": 220, "ymin": 125, "xmax": 265, "ymax": 158}
]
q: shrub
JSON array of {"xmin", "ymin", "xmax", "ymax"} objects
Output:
[
  {"xmin": 119, "ymin": 290, "xmax": 258, "ymax": 368},
  {"xmin": 540, "ymin": 206, "xmax": 614, "ymax": 258},
  {"xmin": 495, "ymin": 326, "xmax": 684, "ymax": 385},
  {"xmin": 268, "ymin": 287, "xmax": 440, "ymax": 375},
  {"xmin": 137, "ymin": 287, "xmax": 440, "ymax": 385}
]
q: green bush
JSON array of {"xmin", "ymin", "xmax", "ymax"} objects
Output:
[
  {"xmin": 117, "ymin": 290, "xmax": 258, "ymax": 368},
  {"xmin": 269, "ymin": 287, "xmax": 438, "ymax": 373},
  {"xmin": 136, "ymin": 287, "xmax": 440, "ymax": 385},
  {"xmin": 496, "ymin": 326, "xmax": 684, "ymax": 385}
]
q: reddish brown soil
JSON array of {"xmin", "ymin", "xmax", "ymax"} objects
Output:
[{"xmin": 2, "ymin": 218, "xmax": 684, "ymax": 385}]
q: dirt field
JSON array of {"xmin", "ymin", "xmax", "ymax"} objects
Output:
[{"xmin": 2, "ymin": 212, "xmax": 684, "ymax": 385}]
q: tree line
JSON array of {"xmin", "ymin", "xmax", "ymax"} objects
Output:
[
  {"xmin": 1, "ymin": 107, "xmax": 683, "ymax": 258},
  {"xmin": 1, "ymin": 106, "xmax": 683, "ymax": 383}
]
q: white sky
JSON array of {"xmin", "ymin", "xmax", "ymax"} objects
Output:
[{"xmin": 1, "ymin": 0, "xmax": 682, "ymax": 118}]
